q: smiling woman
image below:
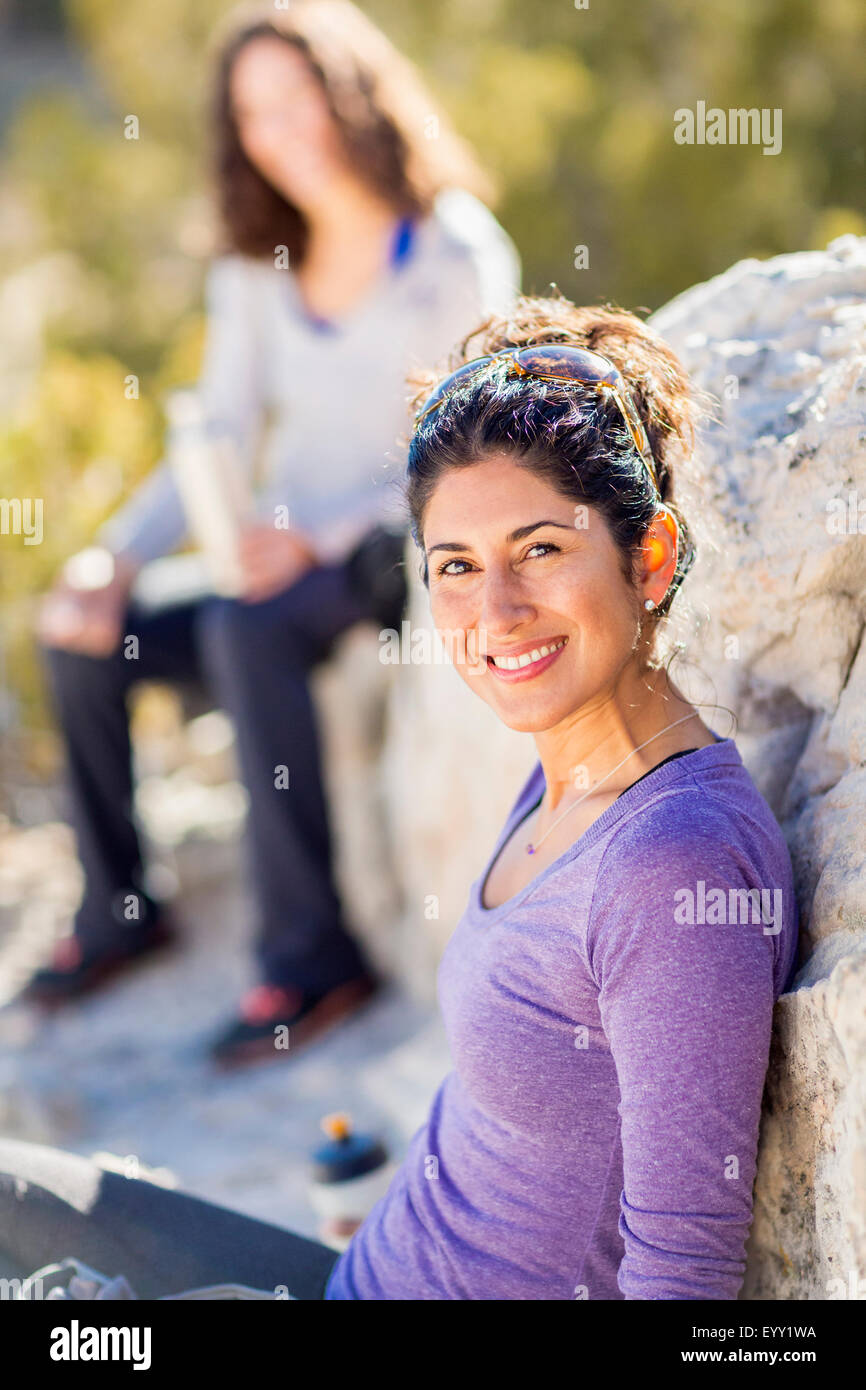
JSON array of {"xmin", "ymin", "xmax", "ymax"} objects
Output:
[
  {"xmin": 405, "ymin": 297, "xmax": 714, "ymax": 827},
  {"xmin": 320, "ymin": 292, "xmax": 800, "ymax": 1300}
]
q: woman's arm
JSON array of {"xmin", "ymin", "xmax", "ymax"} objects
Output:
[
  {"xmin": 586, "ymin": 793, "xmax": 783, "ymax": 1300},
  {"xmin": 98, "ymin": 255, "xmax": 263, "ymax": 567}
]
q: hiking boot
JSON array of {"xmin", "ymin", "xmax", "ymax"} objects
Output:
[
  {"xmin": 211, "ymin": 972, "xmax": 380, "ymax": 1070},
  {"xmin": 21, "ymin": 918, "xmax": 178, "ymax": 1008}
]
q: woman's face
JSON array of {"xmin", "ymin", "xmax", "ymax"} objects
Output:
[
  {"xmin": 229, "ymin": 37, "xmax": 348, "ymax": 209},
  {"xmin": 423, "ymin": 453, "xmax": 651, "ymax": 735}
]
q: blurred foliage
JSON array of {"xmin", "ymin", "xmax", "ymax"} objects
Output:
[{"xmin": 0, "ymin": 0, "xmax": 865, "ymax": 737}]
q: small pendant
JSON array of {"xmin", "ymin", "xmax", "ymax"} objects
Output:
[{"xmin": 526, "ymin": 844, "xmax": 536, "ymax": 855}]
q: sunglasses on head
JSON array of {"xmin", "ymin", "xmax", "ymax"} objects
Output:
[{"xmin": 413, "ymin": 343, "xmax": 662, "ymax": 498}]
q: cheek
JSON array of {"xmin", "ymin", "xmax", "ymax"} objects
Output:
[
  {"xmin": 295, "ymin": 101, "xmax": 343, "ymax": 161},
  {"xmin": 574, "ymin": 599, "xmax": 641, "ymax": 682},
  {"xmin": 237, "ymin": 120, "xmax": 284, "ymax": 168},
  {"xmin": 560, "ymin": 550, "xmax": 632, "ymax": 619},
  {"xmin": 427, "ymin": 589, "xmax": 452, "ymax": 636},
  {"xmin": 428, "ymin": 582, "xmax": 473, "ymax": 634},
  {"xmin": 546, "ymin": 569, "xmax": 639, "ymax": 678}
]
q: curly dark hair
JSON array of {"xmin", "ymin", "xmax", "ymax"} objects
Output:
[
  {"xmin": 210, "ymin": 0, "xmax": 494, "ymax": 263},
  {"xmin": 405, "ymin": 292, "xmax": 712, "ymax": 627}
]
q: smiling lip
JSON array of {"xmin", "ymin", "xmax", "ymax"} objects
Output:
[{"xmin": 485, "ymin": 636, "xmax": 568, "ymax": 683}]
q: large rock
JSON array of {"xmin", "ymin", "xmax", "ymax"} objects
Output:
[
  {"xmin": 369, "ymin": 234, "xmax": 866, "ymax": 1298},
  {"xmin": 650, "ymin": 234, "xmax": 866, "ymax": 1300}
]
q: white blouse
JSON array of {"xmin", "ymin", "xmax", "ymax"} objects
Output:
[{"xmin": 100, "ymin": 189, "xmax": 520, "ymax": 567}]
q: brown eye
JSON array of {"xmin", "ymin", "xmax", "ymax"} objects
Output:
[{"xmin": 436, "ymin": 558, "xmax": 474, "ymax": 577}]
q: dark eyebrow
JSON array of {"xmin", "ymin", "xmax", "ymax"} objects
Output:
[{"xmin": 427, "ymin": 520, "xmax": 574, "ymax": 556}]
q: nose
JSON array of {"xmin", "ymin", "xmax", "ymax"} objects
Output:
[{"xmin": 476, "ymin": 565, "xmax": 536, "ymax": 646}]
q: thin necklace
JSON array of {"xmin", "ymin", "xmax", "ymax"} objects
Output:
[{"xmin": 525, "ymin": 713, "xmax": 701, "ymax": 855}]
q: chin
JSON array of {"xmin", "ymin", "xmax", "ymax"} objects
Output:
[
  {"xmin": 489, "ymin": 698, "xmax": 569, "ymax": 735},
  {"xmin": 265, "ymin": 166, "xmax": 333, "ymax": 207},
  {"xmin": 497, "ymin": 714, "xmax": 550, "ymax": 734}
]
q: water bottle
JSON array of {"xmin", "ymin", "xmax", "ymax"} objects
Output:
[
  {"xmin": 165, "ymin": 389, "xmax": 251, "ymax": 596},
  {"xmin": 309, "ymin": 1112, "xmax": 396, "ymax": 1251}
]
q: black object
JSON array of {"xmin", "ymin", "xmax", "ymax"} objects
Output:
[
  {"xmin": 614, "ymin": 748, "xmax": 700, "ymax": 800},
  {"xmin": 345, "ymin": 524, "xmax": 408, "ymax": 632},
  {"xmin": 0, "ymin": 1138, "xmax": 340, "ymax": 1300},
  {"xmin": 22, "ymin": 917, "xmax": 177, "ymax": 1007},
  {"xmin": 210, "ymin": 972, "xmax": 379, "ymax": 1070},
  {"xmin": 312, "ymin": 1118, "xmax": 389, "ymax": 1186}
]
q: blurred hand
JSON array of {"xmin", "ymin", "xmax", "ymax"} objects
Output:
[
  {"xmin": 38, "ymin": 548, "xmax": 139, "ymax": 658},
  {"xmin": 237, "ymin": 525, "xmax": 320, "ymax": 603}
]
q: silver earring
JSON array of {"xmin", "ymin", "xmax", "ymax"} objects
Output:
[{"xmin": 644, "ymin": 598, "xmax": 656, "ymax": 611}]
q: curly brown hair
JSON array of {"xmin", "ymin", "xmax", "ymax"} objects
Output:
[
  {"xmin": 409, "ymin": 294, "xmax": 702, "ymax": 489},
  {"xmin": 210, "ymin": 0, "xmax": 494, "ymax": 263},
  {"xmin": 406, "ymin": 292, "xmax": 713, "ymax": 632}
]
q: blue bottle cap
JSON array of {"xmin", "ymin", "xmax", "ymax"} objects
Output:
[{"xmin": 312, "ymin": 1113, "xmax": 389, "ymax": 1185}]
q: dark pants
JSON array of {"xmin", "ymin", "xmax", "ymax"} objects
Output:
[
  {"xmin": 0, "ymin": 1139, "xmax": 340, "ymax": 1299},
  {"xmin": 41, "ymin": 553, "xmax": 395, "ymax": 994}
]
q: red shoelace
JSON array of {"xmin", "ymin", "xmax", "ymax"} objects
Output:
[
  {"xmin": 239, "ymin": 983, "xmax": 304, "ymax": 1025},
  {"xmin": 51, "ymin": 937, "xmax": 84, "ymax": 971}
]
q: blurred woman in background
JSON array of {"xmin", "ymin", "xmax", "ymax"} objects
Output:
[{"xmin": 30, "ymin": 0, "xmax": 519, "ymax": 1065}]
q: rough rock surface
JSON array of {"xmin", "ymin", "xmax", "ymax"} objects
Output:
[{"xmin": 650, "ymin": 234, "xmax": 866, "ymax": 1300}]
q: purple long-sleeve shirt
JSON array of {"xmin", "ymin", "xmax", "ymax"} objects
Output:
[{"xmin": 325, "ymin": 736, "xmax": 799, "ymax": 1300}]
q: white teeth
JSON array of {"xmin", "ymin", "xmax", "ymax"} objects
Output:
[{"xmin": 490, "ymin": 639, "xmax": 565, "ymax": 671}]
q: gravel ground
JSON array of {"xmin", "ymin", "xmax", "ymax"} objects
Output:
[{"xmin": 0, "ymin": 795, "xmax": 449, "ymax": 1244}]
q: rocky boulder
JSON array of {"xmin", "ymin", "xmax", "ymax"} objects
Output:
[{"xmin": 651, "ymin": 233, "xmax": 866, "ymax": 1300}]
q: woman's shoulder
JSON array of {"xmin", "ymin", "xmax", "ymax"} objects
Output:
[
  {"xmin": 429, "ymin": 187, "xmax": 508, "ymax": 242},
  {"xmin": 423, "ymin": 188, "xmax": 519, "ymax": 269},
  {"xmin": 408, "ymin": 188, "xmax": 520, "ymax": 324},
  {"xmin": 600, "ymin": 750, "xmax": 793, "ymax": 879},
  {"xmin": 582, "ymin": 757, "xmax": 799, "ymax": 991}
]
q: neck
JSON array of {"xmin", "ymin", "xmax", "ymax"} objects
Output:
[
  {"xmin": 301, "ymin": 176, "xmax": 401, "ymax": 249},
  {"xmin": 533, "ymin": 666, "xmax": 703, "ymax": 813}
]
